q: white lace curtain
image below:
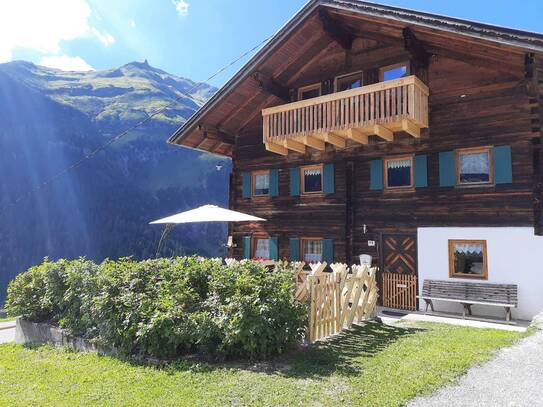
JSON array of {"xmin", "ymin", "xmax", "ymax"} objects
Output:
[
  {"xmin": 254, "ymin": 174, "xmax": 269, "ymax": 189},
  {"xmin": 304, "ymin": 169, "xmax": 322, "ymax": 176},
  {"xmin": 254, "ymin": 238, "xmax": 270, "ymax": 259},
  {"xmin": 303, "ymin": 240, "xmax": 323, "ymax": 262},
  {"xmin": 454, "ymin": 243, "xmax": 483, "ymax": 255},
  {"xmin": 387, "ymin": 159, "xmax": 411, "ymax": 169},
  {"xmin": 460, "ymin": 152, "xmax": 489, "ymax": 174}
]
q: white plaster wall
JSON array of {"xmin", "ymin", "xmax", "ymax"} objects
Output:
[{"xmin": 417, "ymin": 227, "xmax": 543, "ymax": 321}]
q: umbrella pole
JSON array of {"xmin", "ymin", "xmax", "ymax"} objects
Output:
[{"xmin": 155, "ymin": 223, "xmax": 175, "ymax": 258}]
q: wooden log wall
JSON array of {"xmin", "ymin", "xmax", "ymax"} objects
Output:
[{"xmin": 229, "ymin": 38, "xmax": 541, "ymax": 262}]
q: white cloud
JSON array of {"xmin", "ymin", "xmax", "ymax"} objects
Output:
[
  {"xmin": 129, "ymin": 19, "xmax": 136, "ymax": 29},
  {"xmin": 172, "ymin": 0, "xmax": 189, "ymax": 16},
  {"xmin": 40, "ymin": 55, "xmax": 94, "ymax": 71},
  {"xmin": 0, "ymin": 0, "xmax": 115, "ymax": 63},
  {"xmin": 91, "ymin": 27, "xmax": 115, "ymax": 46}
]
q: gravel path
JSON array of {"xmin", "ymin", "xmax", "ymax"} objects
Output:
[{"xmin": 408, "ymin": 321, "xmax": 543, "ymax": 407}]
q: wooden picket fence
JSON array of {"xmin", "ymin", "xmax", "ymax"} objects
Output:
[
  {"xmin": 296, "ymin": 262, "xmax": 378, "ymax": 343},
  {"xmin": 223, "ymin": 258, "xmax": 378, "ymax": 343}
]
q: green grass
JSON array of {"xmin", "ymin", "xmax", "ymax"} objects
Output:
[
  {"xmin": 0, "ymin": 321, "xmax": 521, "ymax": 406},
  {"xmin": 0, "ymin": 317, "xmax": 14, "ymax": 323}
]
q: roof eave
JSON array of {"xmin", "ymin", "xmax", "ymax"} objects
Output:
[{"xmin": 168, "ymin": 0, "xmax": 543, "ymax": 148}]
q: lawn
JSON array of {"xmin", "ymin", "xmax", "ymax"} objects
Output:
[
  {"xmin": 0, "ymin": 317, "xmax": 14, "ymax": 323},
  {"xmin": 0, "ymin": 321, "xmax": 521, "ymax": 406}
]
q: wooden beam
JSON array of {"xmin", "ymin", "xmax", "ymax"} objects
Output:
[
  {"xmin": 319, "ymin": 10, "xmax": 355, "ymax": 51},
  {"xmin": 371, "ymin": 125, "xmax": 394, "ymax": 142},
  {"xmin": 525, "ymin": 52, "xmax": 538, "ymax": 97},
  {"xmin": 265, "ymin": 142, "xmax": 288, "ymax": 156},
  {"xmin": 283, "ymin": 138, "xmax": 306, "ymax": 154},
  {"xmin": 346, "ymin": 128, "xmax": 369, "ymax": 145},
  {"xmin": 252, "ymin": 71, "xmax": 290, "ymax": 102},
  {"xmin": 198, "ymin": 125, "xmax": 235, "ymax": 145},
  {"xmin": 318, "ymin": 131, "xmax": 346, "ymax": 148},
  {"xmin": 403, "ymin": 27, "xmax": 431, "ymax": 67},
  {"xmin": 235, "ymin": 94, "xmax": 275, "ymax": 133},
  {"xmin": 400, "ymin": 119, "xmax": 421, "ymax": 138},
  {"xmin": 302, "ymin": 135, "xmax": 325, "ymax": 151}
]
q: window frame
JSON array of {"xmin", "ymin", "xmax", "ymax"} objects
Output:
[
  {"xmin": 383, "ymin": 155, "xmax": 415, "ymax": 191},
  {"xmin": 300, "ymin": 164, "xmax": 324, "ymax": 195},
  {"xmin": 455, "ymin": 146, "xmax": 494, "ymax": 187},
  {"xmin": 297, "ymin": 83, "xmax": 322, "ymax": 101},
  {"xmin": 251, "ymin": 235, "xmax": 271, "ymax": 260},
  {"xmin": 379, "ymin": 62, "xmax": 410, "ymax": 82},
  {"xmin": 334, "ymin": 70, "xmax": 363, "ymax": 93},
  {"xmin": 448, "ymin": 239, "xmax": 488, "ymax": 280},
  {"xmin": 251, "ymin": 170, "xmax": 271, "ymax": 197},
  {"xmin": 301, "ymin": 237, "xmax": 324, "ymax": 264}
]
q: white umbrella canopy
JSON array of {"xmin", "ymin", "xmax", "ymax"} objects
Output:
[{"xmin": 149, "ymin": 204, "xmax": 266, "ymax": 224}]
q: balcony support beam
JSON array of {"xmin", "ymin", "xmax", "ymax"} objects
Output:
[
  {"xmin": 302, "ymin": 135, "xmax": 325, "ymax": 151},
  {"xmin": 346, "ymin": 128, "xmax": 369, "ymax": 145},
  {"xmin": 282, "ymin": 138, "xmax": 306, "ymax": 154},
  {"xmin": 401, "ymin": 119, "xmax": 421, "ymax": 138},
  {"xmin": 319, "ymin": 132, "xmax": 346, "ymax": 148},
  {"xmin": 265, "ymin": 142, "xmax": 288, "ymax": 156}
]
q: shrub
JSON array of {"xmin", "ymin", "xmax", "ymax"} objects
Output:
[{"xmin": 5, "ymin": 257, "xmax": 306, "ymax": 360}]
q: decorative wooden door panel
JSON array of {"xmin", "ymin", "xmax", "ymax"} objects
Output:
[{"xmin": 381, "ymin": 234, "xmax": 418, "ymax": 310}]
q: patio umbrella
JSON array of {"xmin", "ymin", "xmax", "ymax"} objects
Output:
[{"xmin": 149, "ymin": 205, "xmax": 266, "ymax": 257}]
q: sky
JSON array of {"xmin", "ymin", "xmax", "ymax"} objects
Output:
[{"xmin": 0, "ymin": 0, "xmax": 542, "ymax": 87}]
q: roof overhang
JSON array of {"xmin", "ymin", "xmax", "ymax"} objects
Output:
[{"xmin": 168, "ymin": 0, "xmax": 543, "ymax": 156}]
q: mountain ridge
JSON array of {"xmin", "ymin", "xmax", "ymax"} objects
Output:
[{"xmin": 0, "ymin": 60, "xmax": 230, "ymax": 303}]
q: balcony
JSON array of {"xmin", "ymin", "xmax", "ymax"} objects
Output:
[{"xmin": 262, "ymin": 75, "xmax": 429, "ymax": 155}]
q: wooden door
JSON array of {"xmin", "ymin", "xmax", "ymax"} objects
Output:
[{"xmin": 381, "ymin": 234, "xmax": 418, "ymax": 310}]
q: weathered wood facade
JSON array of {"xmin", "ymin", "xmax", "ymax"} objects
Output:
[{"xmin": 169, "ymin": 1, "xmax": 543, "ymax": 312}]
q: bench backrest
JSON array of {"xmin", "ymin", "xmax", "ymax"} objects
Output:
[{"xmin": 422, "ymin": 280, "xmax": 518, "ymax": 306}]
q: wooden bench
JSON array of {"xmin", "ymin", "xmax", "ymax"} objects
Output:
[{"xmin": 420, "ymin": 280, "xmax": 518, "ymax": 322}]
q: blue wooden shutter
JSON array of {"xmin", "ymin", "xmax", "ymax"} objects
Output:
[
  {"xmin": 439, "ymin": 151, "xmax": 456, "ymax": 187},
  {"xmin": 323, "ymin": 239, "xmax": 334, "ymax": 264},
  {"xmin": 414, "ymin": 155, "xmax": 428, "ymax": 188},
  {"xmin": 243, "ymin": 236, "xmax": 251, "ymax": 259},
  {"xmin": 323, "ymin": 163, "xmax": 335, "ymax": 195},
  {"xmin": 269, "ymin": 236, "xmax": 278, "ymax": 261},
  {"xmin": 290, "ymin": 168, "xmax": 300, "ymax": 196},
  {"xmin": 493, "ymin": 145, "xmax": 512, "ymax": 184},
  {"xmin": 242, "ymin": 172, "xmax": 251, "ymax": 198},
  {"xmin": 370, "ymin": 159, "xmax": 383, "ymax": 190},
  {"xmin": 289, "ymin": 238, "xmax": 300, "ymax": 261},
  {"xmin": 269, "ymin": 169, "xmax": 279, "ymax": 197}
]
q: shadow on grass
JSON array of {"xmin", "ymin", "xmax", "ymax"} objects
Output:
[
  {"xmin": 281, "ymin": 321, "xmax": 421, "ymax": 379},
  {"xmin": 17, "ymin": 320, "xmax": 422, "ymax": 380}
]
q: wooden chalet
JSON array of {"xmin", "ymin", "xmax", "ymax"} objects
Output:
[{"xmin": 169, "ymin": 0, "xmax": 543, "ymax": 320}]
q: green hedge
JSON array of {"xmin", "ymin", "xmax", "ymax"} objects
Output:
[{"xmin": 6, "ymin": 257, "xmax": 306, "ymax": 360}]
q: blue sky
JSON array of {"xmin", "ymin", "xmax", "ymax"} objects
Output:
[{"xmin": 1, "ymin": 0, "xmax": 542, "ymax": 87}]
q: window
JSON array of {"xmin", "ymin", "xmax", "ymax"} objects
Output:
[
  {"xmin": 449, "ymin": 240, "xmax": 488, "ymax": 279},
  {"xmin": 301, "ymin": 164, "xmax": 323, "ymax": 194},
  {"xmin": 380, "ymin": 63, "xmax": 410, "ymax": 82},
  {"xmin": 298, "ymin": 83, "xmax": 321, "ymax": 101},
  {"xmin": 252, "ymin": 170, "xmax": 270, "ymax": 196},
  {"xmin": 335, "ymin": 71, "xmax": 363, "ymax": 92},
  {"xmin": 302, "ymin": 238, "xmax": 323, "ymax": 263},
  {"xmin": 253, "ymin": 238, "xmax": 270, "ymax": 260},
  {"xmin": 457, "ymin": 147, "xmax": 493, "ymax": 185},
  {"xmin": 384, "ymin": 156, "xmax": 413, "ymax": 190}
]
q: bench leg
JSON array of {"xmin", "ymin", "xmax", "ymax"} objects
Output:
[
  {"xmin": 424, "ymin": 299, "xmax": 434, "ymax": 313},
  {"xmin": 461, "ymin": 303, "xmax": 472, "ymax": 319},
  {"xmin": 505, "ymin": 307, "xmax": 512, "ymax": 322}
]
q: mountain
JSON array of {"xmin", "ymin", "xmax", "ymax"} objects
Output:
[{"xmin": 0, "ymin": 60, "xmax": 230, "ymax": 304}]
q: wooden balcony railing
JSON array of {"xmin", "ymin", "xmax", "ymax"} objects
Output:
[{"xmin": 262, "ymin": 75, "xmax": 429, "ymax": 155}]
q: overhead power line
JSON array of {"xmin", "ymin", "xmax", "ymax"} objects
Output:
[{"xmin": 0, "ymin": 35, "xmax": 272, "ymax": 214}]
